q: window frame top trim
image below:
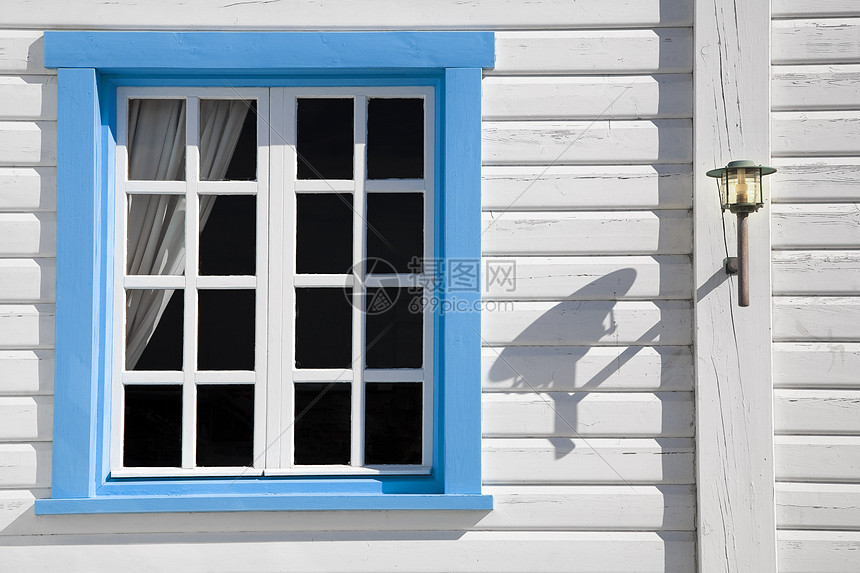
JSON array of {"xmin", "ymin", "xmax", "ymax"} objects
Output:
[{"xmin": 44, "ymin": 31, "xmax": 496, "ymax": 71}]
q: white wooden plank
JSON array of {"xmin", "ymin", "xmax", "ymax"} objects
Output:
[
  {"xmin": 0, "ymin": 213, "xmax": 56, "ymax": 257},
  {"xmin": 774, "ymin": 297, "xmax": 860, "ymax": 342},
  {"xmin": 774, "ymin": 343, "xmax": 860, "ymax": 389},
  {"xmin": 0, "ymin": 396, "xmax": 52, "ymax": 441},
  {"xmin": 773, "ymin": 111, "xmax": 860, "ymax": 156},
  {"xmin": 483, "ymin": 392, "xmax": 693, "ymax": 438},
  {"xmin": 773, "ymin": 251, "xmax": 860, "ymax": 295},
  {"xmin": 0, "ymin": 167, "xmax": 56, "ymax": 211},
  {"xmin": 0, "ymin": 0, "xmax": 694, "ymax": 29},
  {"xmin": 482, "ymin": 211, "xmax": 692, "ymax": 256},
  {"xmin": 772, "ymin": 205, "xmax": 860, "ymax": 249},
  {"xmin": 493, "ymin": 29, "xmax": 693, "ymax": 75},
  {"xmin": 0, "ymin": 350, "xmax": 53, "ymax": 395},
  {"xmin": 483, "ymin": 438, "xmax": 694, "ymax": 484},
  {"xmin": 481, "ymin": 300, "xmax": 692, "ymax": 346},
  {"xmin": 776, "ymin": 483, "xmax": 860, "ymax": 530},
  {"xmin": 772, "ymin": 19, "xmax": 860, "ymax": 65},
  {"xmin": 0, "ymin": 259, "xmax": 55, "ymax": 302},
  {"xmin": 0, "ymin": 32, "xmax": 49, "ymax": 75},
  {"xmin": 775, "ymin": 390, "xmax": 860, "ymax": 435},
  {"xmin": 772, "ymin": 65, "xmax": 860, "ymax": 111},
  {"xmin": 0, "ymin": 304, "xmax": 54, "ymax": 348},
  {"xmin": 482, "ymin": 345, "xmax": 693, "ymax": 392},
  {"xmin": 775, "ymin": 436, "xmax": 860, "ymax": 481},
  {"xmin": 778, "ymin": 531, "xmax": 860, "ymax": 573},
  {"xmin": 482, "ymin": 75, "xmax": 692, "ymax": 121},
  {"xmin": 0, "ymin": 121, "xmax": 56, "ymax": 166},
  {"xmin": 0, "ymin": 76, "xmax": 56, "ymax": 120},
  {"xmin": 481, "ymin": 485, "xmax": 695, "ymax": 531},
  {"xmin": 774, "ymin": 1, "xmax": 860, "ymax": 19},
  {"xmin": 0, "ymin": 443, "xmax": 50, "ymax": 488},
  {"xmin": 480, "ymin": 255, "xmax": 691, "ymax": 301},
  {"xmin": 483, "ymin": 120, "xmax": 692, "ymax": 165},
  {"xmin": 481, "ymin": 165, "xmax": 692, "ymax": 211},
  {"xmin": 772, "ymin": 158, "xmax": 860, "ymax": 203},
  {"xmin": 0, "ymin": 531, "xmax": 696, "ymax": 573}
]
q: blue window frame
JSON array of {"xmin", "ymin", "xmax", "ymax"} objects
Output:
[{"xmin": 36, "ymin": 31, "xmax": 493, "ymax": 514}]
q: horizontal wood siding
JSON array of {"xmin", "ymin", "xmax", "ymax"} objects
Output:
[
  {"xmin": 0, "ymin": 8, "xmax": 694, "ymax": 571},
  {"xmin": 772, "ymin": 13, "xmax": 860, "ymax": 570}
]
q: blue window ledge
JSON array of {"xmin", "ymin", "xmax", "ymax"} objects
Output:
[{"xmin": 37, "ymin": 31, "xmax": 493, "ymax": 515}]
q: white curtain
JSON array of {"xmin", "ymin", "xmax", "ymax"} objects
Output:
[{"xmin": 126, "ymin": 99, "xmax": 250, "ymax": 368}]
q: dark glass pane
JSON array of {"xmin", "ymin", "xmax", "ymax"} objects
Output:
[
  {"xmin": 123, "ymin": 385, "xmax": 182, "ymax": 467},
  {"xmin": 127, "ymin": 195, "xmax": 185, "ymax": 275},
  {"xmin": 128, "ymin": 289, "xmax": 183, "ymax": 371},
  {"xmin": 365, "ymin": 288, "xmax": 423, "ymax": 369},
  {"xmin": 365, "ymin": 383, "xmax": 422, "ymax": 465},
  {"xmin": 295, "ymin": 288, "xmax": 352, "ymax": 368},
  {"xmin": 296, "ymin": 194, "xmax": 353, "ymax": 274},
  {"xmin": 196, "ymin": 384, "xmax": 254, "ymax": 467},
  {"xmin": 297, "ymin": 98, "xmax": 353, "ymax": 180},
  {"xmin": 200, "ymin": 99, "xmax": 257, "ymax": 181},
  {"xmin": 367, "ymin": 98, "xmax": 424, "ymax": 179},
  {"xmin": 366, "ymin": 193, "xmax": 423, "ymax": 274},
  {"xmin": 294, "ymin": 383, "xmax": 351, "ymax": 465},
  {"xmin": 199, "ymin": 195, "xmax": 256, "ymax": 276},
  {"xmin": 128, "ymin": 99, "xmax": 186, "ymax": 181},
  {"xmin": 198, "ymin": 290, "xmax": 255, "ymax": 370}
]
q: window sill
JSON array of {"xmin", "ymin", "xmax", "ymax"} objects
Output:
[{"xmin": 34, "ymin": 493, "xmax": 493, "ymax": 514}]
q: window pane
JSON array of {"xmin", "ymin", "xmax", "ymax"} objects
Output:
[
  {"xmin": 365, "ymin": 383, "xmax": 422, "ymax": 465},
  {"xmin": 123, "ymin": 385, "xmax": 182, "ymax": 467},
  {"xmin": 296, "ymin": 193, "xmax": 353, "ymax": 274},
  {"xmin": 294, "ymin": 383, "xmax": 351, "ymax": 465},
  {"xmin": 196, "ymin": 384, "xmax": 254, "ymax": 467},
  {"xmin": 128, "ymin": 99, "xmax": 186, "ymax": 181},
  {"xmin": 198, "ymin": 290, "xmax": 255, "ymax": 370},
  {"xmin": 366, "ymin": 193, "xmax": 424, "ymax": 273},
  {"xmin": 295, "ymin": 288, "xmax": 352, "ymax": 368},
  {"xmin": 127, "ymin": 289, "xmax": 183, "ymax": 371},
  {"xmin": 199, "ymin": 195, "xmax": 256, "ymax": 276},
  {"xmin": 297, "ymin": 98, "xmax": 354, "ymax": 180},
  {"xmin": 200, "ymin": 99, "xmax": 256, "ymax": 181},
  {"xmin": 365, "ymin": 288, "xmax": 423, "ymax": 369},
  {"xmin": 127, "ymin": 194, "xmax": 185, "ymax": 276},
  {"xmin": 367, "ymin": 98, "xmax": 424, "ymax": 179}
]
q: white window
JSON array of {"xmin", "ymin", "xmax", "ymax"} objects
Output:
[{"xmin": 112, "ymin": 86, "xmax": 434, "ymax": 477}]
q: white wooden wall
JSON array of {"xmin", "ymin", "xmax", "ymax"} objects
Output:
[
  {"xmin": 0, "ymin": 2, "xmax": 696, "ymax": 571},
  {"xmin": 771, "ymin": 4, "xmax": 860, "ymax": 572}
]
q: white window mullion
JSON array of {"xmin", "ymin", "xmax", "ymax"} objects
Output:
[
  {"xmin": 183, "ymin": 96, "xmax": 201, "ymax": 470},
  {"xmin": 422, "ymin": 88, "xmax": 436, "ymax": 467},
  {"xmin": 351, "ymin": 95, "xmax": 368, "ymax": 468}
]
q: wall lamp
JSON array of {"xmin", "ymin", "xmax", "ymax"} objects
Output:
[{"xmin": 706, "ymin": 160, "xmax": 776, "ymax": 307}]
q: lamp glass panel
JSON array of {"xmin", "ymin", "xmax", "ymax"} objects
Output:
[{"xmin": 725, "ymin": 168, "xmax": 762, "ymax": 206}]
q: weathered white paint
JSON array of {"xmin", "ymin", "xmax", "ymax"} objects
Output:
[
  {"xmin": 773, "ymin": 111, "xmax": 860, "ymax": 157},
  {"xmin": 482, "ymin": 120, "xmax": 692, "ymax": 165},
  {"xmin": 0, "ymin": 396, "xmax": 51, "ymax": 441},
  {"xmin": 0, "ymin": 443, "xmax": 50, "ymax": 487},
  {"xmin": 482, "ymin": 438, "xmax": 695, "ymax": 484},
  {"xmin": 772, "ymin": 65, "xmax": 860, "ymax": 111},
  {"xmin": 773, "ymin": 297, "xmax": 860, "ymax": 341},
  {"xmin": 480, "ymin": 256, "xmax": 691, "ymax": 300},
  {"xmin": 482, "ymin": 345, "xmax": 693, "ymax": 392},
  {"xmin": 0, "ymin": 305, "xmax": 54, "ymax": 348},
  {"xmin": 481, "ymin": 300, "xmax": 692, "ymax": 346},
  {"xmin": 0, "ymin": 168, "xmax": 56, "ymax": 211},
  {"xmin": 0, "ymin": 350, "xmax": 53, "ymax": 395},
  {"xmin": 778, "ymin": 531, "xmax": 860, "ymax": 573},
  {"xmin": 0, "ymin": 76, "xmax": 56, "ymax": 120},
  {"xmin": 773, "ymin": 251, "xmax": 860, "ymax": 295},
  {"xmin": 0, "ymin": 213, "xmax": 56, "ymax": 256},
  {"xmin": 482, "ymin": 392, "xmax": 693, "ymax": 437},
  {"xmin": 0, "ymin": 31, "xmax": 50, "ymax": 74},
  {"xmin": 481, "ymin": 165, "xmax": 692, "ymax": 211},
  {"xmin": 0, "ymin": 259, "xmax": 55, "ymax": 302},
  {"xmin": 0, "ymin": 121, "xmax": 56, "ymax": 166},
  {"xmin": 773, "ymin": 343, "xmax": 860, "ymax": 388},
  {"xmin": 774, "ymin": 1, "xmax": 860, "ymax": 19},
  {"xmin": 482, "ymin": 211, "xmax": 692, "ymax": 256},
  {"xmin": 775, "ymin": 436, "xmax": 860, "ymax": 482},
  {"xmin": 482, "ymin": 75, "xmax": 692, "ymax": 120},
  {"xmin": 772, "ymin": 205, "xmax": 860, "ymax": 249},
  {"xmin": 775, "ymin": 390, "xmax": 860, "ymax": 434},
  {"xmin": 772, "ymin": 19, "xmax": 860, "ymax": 65},
  {"xmin": 493, "ymin": 29, "xmax": 693, "ymax": 74},
  {"xmin": 772, "ymin": 158, "xmax": 860, "ymax": 203},
  {"xmin": 776, "ymin": 483, "xmax": 860, "ymax": 530}
]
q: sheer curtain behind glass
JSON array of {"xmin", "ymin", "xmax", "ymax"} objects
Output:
[{"xmin": 126, "ymin": 99, "xmax": 250, "ymax": 368}]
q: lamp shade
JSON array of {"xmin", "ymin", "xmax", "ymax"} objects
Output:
[{"xmin": 706, "ymin": 160, "xmax": 776, "ymax": 213}]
